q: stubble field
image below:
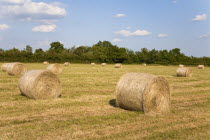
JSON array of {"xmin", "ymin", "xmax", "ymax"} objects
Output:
[{"xmin": 0, "ymin": 63, "xmax": 210, "ymax": 140}]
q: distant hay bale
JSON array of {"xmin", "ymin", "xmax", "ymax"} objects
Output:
[
  {"xmin": 7, "ymin": 63, "xmax": 27, "ymax": 76},
  {"xmin": 46, "ymin": 64, "xmax": 63, "ymax": 75},
  {"xmin": 1, "ymin": 63, "xmax": 9, "ymax": 72},
  {"xmin": 64, "ymin": 62, "xmax": 70, "ymax": 66},
  {"xmin": 179, "ymin": 64, "xmax": 184, "ymax": 68},
  {"xmin": 18, "ymin": 70, "xmax": 61, "ymax": 100},
  {"xmin": 176, "ymin": 67, "xmax": 192, "ymax": 77},
  {"xmin": 115, "ymin": 73, "xmax": 170, "ymax": 115},
  {"xmin": 102, "ymin": 63, "xmax": 107, "ymax": 66},
  {"xmin": 115, "ymin": 63, "xmax": 122, "ymax": 68},
  {"xmin": 143, "ymin": 63, "xmax": 147, "ymax": 66},
  {"xmin": 43, "ymin": 61, "xmax": 49, "ymax": 65},
  {"xmin": 198, "ymin": 65, "xmax": 204, "ymax": 69},
  {"xmin": 91, "ymin": 63, "xmax": 96, "ymax": 65}
]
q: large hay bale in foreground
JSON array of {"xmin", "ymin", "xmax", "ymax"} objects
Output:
[
  {"xmin": 115, "ymin": 63, "xmax": 122, "ymax": 68},
  {"xmin": 176, "ymin": 67, "xmax": 192, "ymax": 77},
  {"xmin": 64, "ymin": 62, "xmax": 70, "ymax": 66},
  {"xmin": 102, "ymin": 63, "xmax": 106, "ymax": 66},
  {"xmin": 115, "ymin": 73, "xmax": 170, "ymax": 115},
  {"xmin": 43, "ymin": 61, "xmax": 49, "ymax": 65},
  {"xmin": 7, "ymin": 63, "xmax": 27, "ymax": 76},
  {"xmin": 179, "ymin": 64, "xmax": 184, "ymax": 68},
  {"xmin": 46, "ymin": 64, "xmax": 63, "ymax": 75},
  {"xmin": 18, "ymin": 70, "xmax": 61, "ymax": 100},
  {"xmin": 198, "ymin": 65, "xmax": 204, "ymax": 69},
  {"xmin": 1, "ymin": 63, "xmax": 9, "ymax": 72}
]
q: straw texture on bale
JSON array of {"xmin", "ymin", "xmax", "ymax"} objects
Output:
[
  {"xmin": 102, "ymin": 63, "xmax": 107, "ymax": 66},
  {"xmin": 7, "ymin": 63, "xmax": 27, "ymax": 76},
  {"xmin": 115, "ymin": 63, "xmax": 122, "ymax": 68},
  {"xmin": 179, "ymin": 64, "xmax": 184, "ymax": 68},
  {"xmin": 91, "ymin": 63, "xmax": 96, "ymax": 65},
  {"xmin": 198, "ymin": 65, "xmax": 204, "ymax": 69},
  {"xmin": 43, "ymin": 61, "xmax": 49, "ymax": 65},
  {"xmin": 46, "ymin": 64, "xmax": 63, "ymax": 75},
  {"xmin": 18, "ymin": 70, "xmax": 61, "ymax": 100},
  {"xmin": 115, "ymin": 73, "xmax": 170, "ymax": 115},
  {"xmin": 1, "ymin": 63, "xmax": 9, "ymax": 72},
  {"xmin": 64, "ymin": 62, "xmax": 70, "ymax": 66},
  {"xmin": 176, "ymin": 67, "xmax": 192, "ymax": 77}
]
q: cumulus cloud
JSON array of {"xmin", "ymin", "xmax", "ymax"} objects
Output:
[
  {"xmin": 115, "ymin": 14, "xmax": 126, "ymax": 18},
  {"xmin": 158, "ymin": 33, "xmax": 168, "ymax": 38},
  {"xmin": 115, "ymin": 29, "xmax": 151, "ymax": 37},
  {"xmin": 192, "ymin": 14, "xmax": 207, "ymax": 21},
  {"xmin": 32, "ymin": 24, "xmax": 56, "ymax": 32},
  {"xmin": 0, "ymin": 0, "xmax": 67, "ymax": 23},
  {"xmin": 199, "ymin": 33, "xmax": 210, "ymax": 39},
  {"xmin": 0, "ymin": 24, "xmax": 10, "ymax": 30},
  {"xmin": 112, "ymin": 38, "xmax": 123, "ymax": 42}
]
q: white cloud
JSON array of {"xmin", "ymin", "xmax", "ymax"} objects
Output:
[
  {"xmin": 158, "ymin": 33, "xmax": 168, "ymax": 38},
  {"xmin": 112, "ymin": 38, "xmax": 123, "ymax": 42},
  {"xmin": 199, "ymin": 33, "xmax": 210, "ymax": 39},
  {"xmin": 0, "ymin": 24, "xmax": 9, "ymax": 30},
  {"xmin": 115, "ymin": 29, "xmax": 151, "ymax": 37},
  {"xmin": 0, "ymin": 0, "xmax": 29, "ymax": 4},
  {"xmin": 115, "ymin": 14, "xmax": 126, "ymax": 18},
  {"xmin": 32, "ymin": 24, "xmax": 56, "ymax": 32},
  {"xmin": 192, "ymin": 14, "xmax": 207, "ymax": 21},
  {"xmin": 0, "ymin": 0, "xmax": 66, "ymax": 23}
]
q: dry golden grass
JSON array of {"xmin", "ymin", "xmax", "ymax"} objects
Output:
[{"xmin": 0, "ymin": 63, "xmax": 210, "ymax": 139}]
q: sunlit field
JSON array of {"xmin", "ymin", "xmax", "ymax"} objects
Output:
[{"xmin": 0, "ymin": 63, "xmax": 210, "ymax": 139}]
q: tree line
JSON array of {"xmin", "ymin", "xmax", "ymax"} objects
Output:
[{"xmin": 0, "ymin": 41, "xmax": 209, "ymax": 65}]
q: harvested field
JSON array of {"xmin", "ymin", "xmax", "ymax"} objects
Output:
[{"xmin": 0, "ymin": 63, "xmax": 210, "ymax": 139}]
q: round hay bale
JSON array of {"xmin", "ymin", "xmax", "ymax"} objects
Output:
[
  {"xmin": 64, "ymin": 62, "xmax": 70, "ymax": 66},
  {"xmin": 18, "ymin": 70, "xmax": 61, "ymax": 100},
  {"xmin": 7, "ymin": 63, "xmax": 27, "ymax": 76},
  {"xmin": 143, "ymin": 63, "xmax": 147, "ymax": 66},
  {"xmin": 102, "ymin": 63, "xmax": 106, "ymax": 66},
  {"xmin": 176, "ymin": 67, "xmax": 192, "ymax": 77},
  {"xmin": 115, "ymin": 63, "xmax": 122, "ymax": 68},
  {"xmin": 1, "ymin": 63, "xmax": 9, "ymax": 72},
  {"xmin": 179, "ymin": 64, "xmax": 184, "ymax": 68},
  {"xmin": 91, "ymin": 63, "xmax": 96, "ymax": 66},
  {"xmin": 115, "ymin": 73, "xmax": 170, "ymax": 115},
  {"xmin": 198, "ymin": 65, "xmax": 204, "ymax": 69},
  {"xmin": 46, "ymin": 64, "xmax": 63, "ymax": 75},
  {"xmin": 43, "ymin": 61, "xmax": 49, "ymax": 65}
]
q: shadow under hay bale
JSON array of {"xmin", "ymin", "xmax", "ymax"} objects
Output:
[
  {"xmin": 7, "ymin": 63, "xmax": 27, "ymax": 76},
  {"xmin": 18, "ymin": 70, "xmax": 61, "ymax": 100},
  {"xmin": 109, "ymin": 99, "xmax": 117, "ymax": 107},
  {"xmin": 115, "ymin": 73, "xmax": 170, "ymax": 115},
  {"xmin": 176, "ymin": 67, "xmax": 192, "ymax": 77}
]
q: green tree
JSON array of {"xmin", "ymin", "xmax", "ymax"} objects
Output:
[{"xmin": 49, "ymin": 42, "xmax": 64, "ymax": 53}]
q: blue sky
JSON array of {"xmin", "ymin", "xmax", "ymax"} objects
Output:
[{"xmin": 0, "ymin": 0, "xmax": 209, "ymax": 57}]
